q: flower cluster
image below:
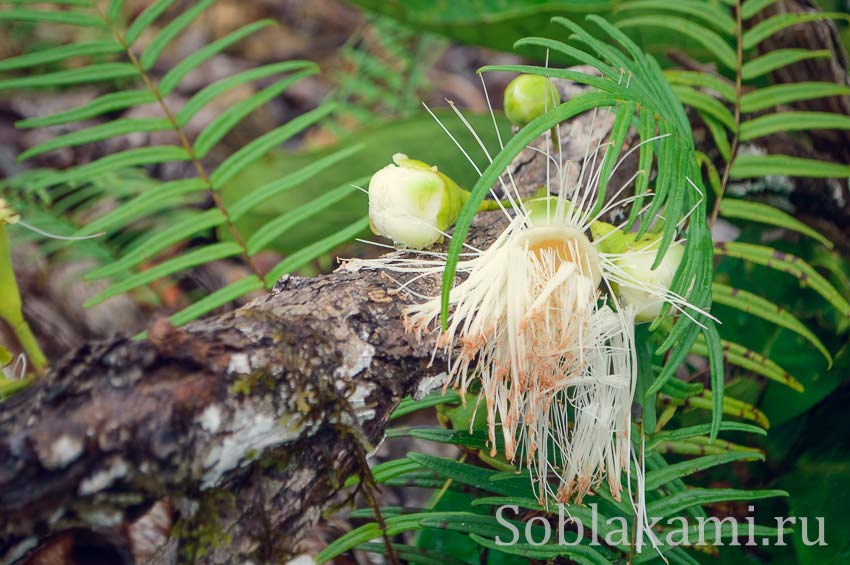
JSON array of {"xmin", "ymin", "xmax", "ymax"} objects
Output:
[{"xmin": 348, "ymin": 77, "xmax": 700, "ymax": 507}]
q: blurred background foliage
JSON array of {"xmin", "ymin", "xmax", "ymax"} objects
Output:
[{"xmin": 1, "ymin": 0, "xmax": 849, "ymax": 563}]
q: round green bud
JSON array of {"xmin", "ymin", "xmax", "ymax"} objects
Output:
[{"xmin": 503, "ymin": 74, "xmax": 561, "ymax": 128}]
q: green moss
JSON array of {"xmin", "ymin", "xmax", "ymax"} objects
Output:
[
  {"xmin": 173, "ymin": 489, "xmax": 236, "ymax": 562},
  {"xmin": 230, "ymin": 370, "xmax": 276, "ymax": 397}
]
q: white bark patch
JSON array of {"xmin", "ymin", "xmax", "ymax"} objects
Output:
[
  {"xmin": 334, "ymin": 341, "xmax": 375, "ymax": 380},
  {"xmin": 79, "ymin": 457, "xmax": 129, "ymax": 495},
  {"xmin": 201, "ymin": 406, "xmax": 305, "ymax": 489},
  {"xmin": 45, "ymin": 434, "xmax": 84, "ymax": 469},
  {"xmin": 228, "ymin": 353, "xmax": 251, "ymax": 374},
  {"xmin": 286, "ymin": 554, "xmax": 316, "ymax": 565},
  {"xmin": 198, "ymin": 404, "xmax": 222, "ymax": 434}
]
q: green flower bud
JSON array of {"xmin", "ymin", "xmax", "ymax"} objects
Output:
[
  {"xmin": 503, "ymin": 74, "xmax": 561, "ymax": 128},
  {"xmin": 368, "ymin": 153, "xmax": 467, "ymax": 249},
  {"xmin": 591, "ymin": 221, "xmax": 684, "ymax": 321}
]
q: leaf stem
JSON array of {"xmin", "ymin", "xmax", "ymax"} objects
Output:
[{"xmin": 709, "ymin": 0, "xmax": 744, "ymax": 226}]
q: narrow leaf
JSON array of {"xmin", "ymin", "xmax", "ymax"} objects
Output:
[
  {"xmin": 263, "ymin": 216, "xmax": 368, "ymax": 285},
  {"xmin": 86, "ymin": 208, "xmax": 224, "ymax": 279},
  {"xmin": 0, "ymin": 63, "xmax": 137, "ymax": 90},
  {"xmin": 86, "ymin": 242, "xmax": 242, "ymax": 307},
  {"xmin": 210, "ymin": 103, "xmax": 337, "ymax": 187},
  {"xmin": 616, "ymin": 16, "xmax": 737, "ymax": 70},
  {"xmin": 176, "ymin": 61, "xmax": 317, "ymax": 127},
  {"xmin": 730, "ymin": 154, "xmax": 850, "ymax": 179},
  {"xmin": 139, "ymin": 0, "xmax": 216, "ymax": 70},
  {"xmin": 77, "ymin": 178, "xmax": 207, "ymax": 236},
  {"xmin": 125, "ymin": 0, "xmax": 177, "ymax": 46},
  {"xmin": 739, "ymin": 111, "xmax": 850, "ymax": 141},
  {"xmin": 647, "ymin": 488, "xmax": 787, "ymax": 520},
  {"xmin": 229, "ymin": 148, "xmax": 362, "ymax": 220},
  {"xmin": 19, "ymin": 118, "xmax": 171, "ymax": 161},
  {"xmin": 715, "ymin": 241, "xmax": 850, "ymax": 317},
  {"xmin": 743, "ymin": 13, "xmax": 849, "ymax": 50},
  {"xmin": 719, "ymin": 199, "xmax": 833, "ymax": 248},
  {"xmin": 158, "ymin": 19, "xmax": 276, "ymax": 96},
  {"xmin": 0, "ymin": 41, "xmax": 121, "ymax": 71},
  {"xmin": 646, "ymin": 451, "xmax": 764, "ymax": 491},
  {"xmin": 16, "ymin": 91, "xmax": 156, "ymax": 129},
  {"xmin": 168, "ymin": 275, "xmax": 264, "ymax": 326},
  {"xmin": 741, "ymin": 49, "xmax": 831, "ymax": 80},
  {"xmin": 741, "ymin": 81, "xmax": 850, "ymax": 113}
]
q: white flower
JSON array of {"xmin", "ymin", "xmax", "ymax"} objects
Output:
[
  {"xmin": 368, "ymin": 153, "xmax": 465, "ymax": 249},
  {"xmin": 347, "ymin": 111, "xmax": 708, "ymax": 507}
]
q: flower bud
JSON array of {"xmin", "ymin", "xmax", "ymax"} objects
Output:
[
  {"xmin": 617, "ymin": 241, "xmax": 684, "ymax": 321},
  {"xmin": 590, "ymin": 221, "xmax": 684, "ymax": 321},
  {"xmin": 0, "ymin": 199, "xmax": 20, "ymax": 226},
  {"xmin": 368, "ymin": 153, "xmax": 467, "ymax": 249},
  {"xmin": 503, "ymin": 74, "xmax": 561, "ymax": 128}
]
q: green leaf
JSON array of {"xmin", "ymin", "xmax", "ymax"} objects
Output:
[
  {"xmin": 699, "ymin": 114, "xmax": 731, "ymax": 162},
  {"xmin": 739, "ymin": 111, "xmax": 850, "ymax": 142},
  {"xmin": 741, "ymin": 0, "xmax": 777, "ymax": 20},
  {"xmin": 712, "ymin": 282, "xmax": 832, "ymax": 366},
  {"xmin": 690, "ymin": 335, "xmax": 804, "ymax": 393},
  {"xmin": 719, "ymin": 199, "xmax": 832, "ymax": 249},
  {"xmin": 263, "ymin": 216, "xmax": 369, "ymax": 285},
  {"xmin": 715, "ymin": 241, "xmax": 850, "ymax": 318},
  {"xmin": 672, "ymin": 85, "xmax": 736, "ymax": 131},
  {"xmin": 703, "ymin": 321, "xmax": 725, "ymax": 440},
  {"xmin": 646, "ymin": 488, "xmax": 787, "ymax": 520},
  {"xmin": 19, "ymin": 118, "xmax": 171, "ymax": 161},
  {"xmin": 357, "ymin": 542, "xmax": 468, "ymax": 565},
  {"xmin": 193, "ymin": 70, "xmax": 320, "ymax": 159},
  {"xmin": 740, "ymin": 82, "xmax": 850, "ymax": 113},
  {"xmin": 0, "ymin": 40, "xmax": 122, "ymax": 71},
  {"xmin": 124, "ymin": 0, "xmax": 177, "ymax": 46},
  {"xmin": 86, "ymin": 208, "xmax": 224, "ymax": 279},
  {"xmin": 741, "ymin": 49, "xmax": 832, "ymax": 80},
  {"xmin": 158, "ymin": 19, "xmax": 276, "ymax": 96},
  {"xmin": 246, "ymin": 182, "xmax": 360, "ymax": 255},
  {"xmin": 647, "ymin": 422, "xmax": 766, "ymax": 449},
  {"xmin": 730, "ymin": 154, "xmax": 850, "ymax": 179},
  {"xmin": 469, "ymin": 534, "xmax": 612, "ymax": 565},
  {"xmin": 615, "ymin": 0, "xmax": 736, "ymax": 35},
  {"xmin": 646, "ymin": 452, "xmax": 764, "ymax": 492},
  {"xmin": 176, "ymin": 61, "xmax": 317, "ymax": 127},
  {"xmin": 0, "ymin": 8, "xmax": 104, "ymax": 27},
  {"xmin": 229, "ymin": 148, "xmax": 363, "ymax": 220},
  {"xmin": 30, "ymin": 146, "xmax": 190, "ymax": 192},
  {"xmin": 139, "ymin": 0, "xmax": 216, "ymax": 70},
  {"xmin": 77, "ymin": 178, "xmax": 207, "ymax": 236},
  {"xmin": 168, "ymin": 275, "xmax": 264, "ymax": 327},
  {"xmin": 210, "ymin": 104, "xmax": 337, "ymax": 187},
  {"xmin": 16, "ymin": 90, "xmax": 156, "ymax": 129},
  {"xmin": 616, "ymin": 16, "xmax": 737, "ymax": 70},
  {"xmin": 663, "ymin": 70, "xmax": 736, "ymax": 103},
  {"xmin": 743, "ymin": 12, "xmax": 849, "ymax": 50},
  {"xmin": 106, "ymin": 0, "xmax": 124, "ymax": 22},
  {"xmin": 86, "ymin": 242, "xmax": 242, "ymax": 307},
  {"xmin": 391, "ymin": 390, "xmax": 462, "ymax": 420},
  {"xmin": 0, "ymin": 63, "xmax": 137, "ymax": 91}
]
